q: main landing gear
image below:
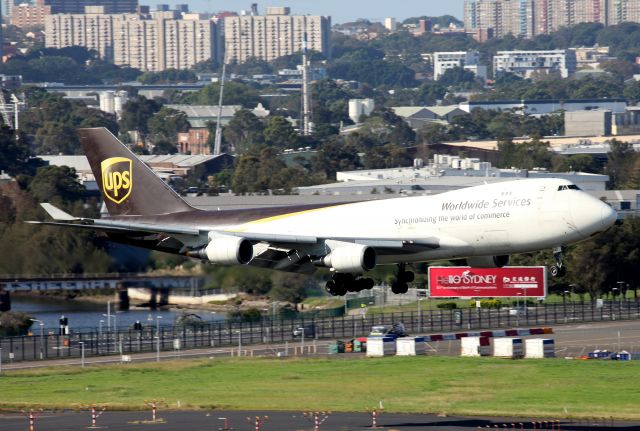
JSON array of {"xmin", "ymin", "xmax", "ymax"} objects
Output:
[
  {"xmin": 549, "ymin": 246, "xmax": 567, "ymax": 277},
  {"xmin": 325, "ymin": 273, "xmax": 375, "ymax": 296},
  {"xmin": 391, "ymin": 263, "xmax": 414, "ymax": 294}
]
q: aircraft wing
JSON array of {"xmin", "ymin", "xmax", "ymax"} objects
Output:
[{"xmin": 30, "ymin": 203, "xmax": 443, "ymax": 273}]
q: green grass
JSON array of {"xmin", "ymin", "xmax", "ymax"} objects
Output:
[{"xmin": 1, "ymin": 356, "xmax": 639, "ymax": 419}]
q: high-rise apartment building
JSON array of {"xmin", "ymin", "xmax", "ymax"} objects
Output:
[
  {"xmin": 465, "ymin": 0, "xmax": 640, "ymax": 38},
  {"xmin": 224, "ymin": 8, "xmax": 330, "ymax": 64},
  {"xmin": 45, "ymin": 10, "xmax": 220, "ymax": 71},
  {"xmin": 11, "ymin": 0, "xmax": 52, "ymax": 28},
  {"xmin": 43, "ymin": 0, "xmax": 138, "ymax": 14}
]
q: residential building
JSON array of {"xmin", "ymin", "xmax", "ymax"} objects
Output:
[
  {"xmin": 464, "ymin": 0, "xmax": 640, "ymax": 38},
  {"xmin": 571, "ymin": 45, "xmax": 615, "ymax": 69},
  {"xmin": 42, "ymin": 0, "xmax": 138, "ymax": 14},
  {"xmin": 384, "ymin": 17, "xmax": 397, "ymax": 32},
  {"xmin": 493, "ymin": 49, "xmax": 577, "ymax": 78},
  {"xmin": 433, "ymin": 51, "xmax": 487, "ymax": 80},
  {"xmin": 224, "ymin": 7, "xmax": 330, "ymax": 64},
  {"xmin": 10, "ymin": 0, "xmax": 51, "ymax": 28},
  {"xmin": 45, "ymin": 9, "xmax": 220, "ymax": 71}
]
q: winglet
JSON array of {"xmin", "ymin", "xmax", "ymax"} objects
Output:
[{"xmin": 41, "ymin": 203, "xmax": 79, "ymax": 221}]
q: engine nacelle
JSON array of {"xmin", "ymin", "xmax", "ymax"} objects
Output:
[
  {"xmin": 204, "ymin": 236, "xmax": 253, "ymax": 265},
  {"xmin": 464, "ymin": 255, "xmax": 510, "ymax": 268},
  {"xmin": 323, "ymin": 244, "xmax": 376, "ymax": 273}
]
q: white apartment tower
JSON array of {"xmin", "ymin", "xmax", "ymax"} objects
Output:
[
  {"xmin": 45, "ymin": 11, "xmax": 220, "ymax": 71},
  {"xmin": 433, "ymin": 51, "xmax": 487, "ymax": 80},
  {"xmin": 224, "ymin": 8, "xmax": 330, "ymax": 64},
  {"xmin": 493, "ymin": 49, "xmax": 577, "ymax": 78}
]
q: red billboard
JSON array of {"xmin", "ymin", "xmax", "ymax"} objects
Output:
[{"xmin": 428, "ymin": 266, "xmax": 546, "ymax": 298}]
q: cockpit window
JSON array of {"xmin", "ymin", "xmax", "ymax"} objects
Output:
[{"xmin": 557, "ymin": 184, "xmax": 581, "ymax": 191}]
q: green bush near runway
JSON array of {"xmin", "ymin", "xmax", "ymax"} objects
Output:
[{"xmin": 0, "ymin": 356, "xmax": 638, "ymax": 419}]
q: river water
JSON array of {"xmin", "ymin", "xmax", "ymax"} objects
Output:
[{"xmin": 9, "ymin": 296, "xmax": 225, "ymax": 332}]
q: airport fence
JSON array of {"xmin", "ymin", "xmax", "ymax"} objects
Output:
[{"xmin": 1, "ymin": 300, "xmax": 639, "ymax": 363}]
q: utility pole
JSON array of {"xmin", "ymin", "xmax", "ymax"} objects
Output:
[
  {"xmin": 301, "ymin": 33, "xmax": 313, "ymax": 136},
  {"xmin": 213, "ymin": 56, "xmax": 227, "ymax": 156}
]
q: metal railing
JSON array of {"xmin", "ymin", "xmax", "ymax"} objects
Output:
[{"xmin": 1, "ymin": 300, "xmax": 639, "ymax": 363}]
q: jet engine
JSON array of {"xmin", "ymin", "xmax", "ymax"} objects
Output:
[
  {"xmin": 322, "ymin": 244, "xmax": 376, "ymax": 273},
  {"xmin": 190, "ymin": 235, "xmax": 253, "ymax": 265},
  {"xmin": 464, "ymin": 255, "xmax": 510, "ymax": 268}
]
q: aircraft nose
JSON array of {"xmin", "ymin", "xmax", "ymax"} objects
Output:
[
  {"xmin": 601, "ymin": 202, "xmax": 618, "ymax": 228},
  {"xmin": 570, "ymin": 193, "xmax": 617, "ymax": 235}
]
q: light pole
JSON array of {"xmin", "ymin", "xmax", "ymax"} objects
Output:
[
  {"xmin": 106, "ymin": 300, "xmax": 111, "ymax": 333},
  {"xmin": 155, "ymin": 316, "xmax": 163, "ymax": 362},
  {"xmin": 78, "ymin": 342, "xmax": 85, "ymax": 368},
  {"xmin": 297, "ymin": 327, "xmax": 305, "ymax": 355},
  {"xmin": 617, "ymin": 281, "xmax": 625, "ymax": 303},
  {"xmin": 417, "ymin": 297, "xmax": 423, "ymax": 333},
  {"xmin": 234, "ymin": 330, "xmax": 242, "ymax": 356},
  {"xmin": 30, "ymin": 319, "xmax": 45, "ymax": 360},
  {"xmin": 99, "ymin": 319, "xmax": 104, "ymax": 338}
]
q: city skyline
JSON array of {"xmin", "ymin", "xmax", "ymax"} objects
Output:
[{"xmin": 140, "ymin": 0, "xmax": 465, "ymax": 23}]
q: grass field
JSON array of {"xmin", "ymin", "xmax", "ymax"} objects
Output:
[{"xmin": 1, "ymin": 356, "xmax": 639, "ymax": 419}]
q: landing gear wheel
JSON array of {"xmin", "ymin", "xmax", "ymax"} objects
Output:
[
  {"xmin": 325, "ymin": 280, "xmax": 338, "ymax": 296},
  {"xmin": 391, "ymin": 282, "xmax": 408, "ymax": 294},
  {"xmin": 404, "ymin": 271, "xmax": 415, "ymax": 283},
  {"xmin": 550, "ymin": 246, "xmax": 567, "ymax": 278},
  {"xmin": 550, "ymin": 265, "xmax": 567, "ymax": 277}
]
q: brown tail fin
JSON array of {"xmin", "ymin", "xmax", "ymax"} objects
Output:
[{"xmin": 78, "ymin": 128, "xmax": 194, "ymax": 216}]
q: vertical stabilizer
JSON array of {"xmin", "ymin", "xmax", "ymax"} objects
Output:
[{"xmin": 78, "ymin": 128, "xmax": 195, "ymax": 216}]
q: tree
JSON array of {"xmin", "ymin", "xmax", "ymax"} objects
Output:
[
  {"xmin": 181, "ymin": 81, "xmax": 263, "ymax": 108},
  {"xmin": 263, "ymin": 116, "xmax": 298, "ymax": 150},
  {"xmin": 27, "ymin": 165, "xmax": 86, "ymax": 204},
  {"xmin": 552, "ymin": 154, "xmax": 600, "ymax": 173},
  {"xmin": 118, "ymin": 96, "xmax": 161, "ymax": 138},
  {"xmin": 312, "ymin": 138, "xmax": 362, "ymax": 180},
  {"xmin": 34, "ymin": 122, "xmax": 80, "ymax": 154},
  {"xmin": 147, "ymin": 107, "xmax": 190, "ymax": 144},
  {"xmin": 223, "ymin": 109, "xmax": 264, "ymax": 154},
  {"xmin": 438, "ymin": 66, "xmax": 477, "ymax": 86},
  {"xmin": 268, "ymin": 272, "xmax": 309, "ymax": 304},
  {"xmin": 605, "ymin": 140, "xmax": 639, "ymax": 189},
  {"xmin": 0, "ymin": 126, "xmax": 41, "ymax": 176},
  {"xmin": 363, "ymin": 144, "xmax": 412, "ymax": 169},
  {"xmin": 151, "ymin": 139, "xmax": 178, "ymax": 155},
  {"xmin": 137, "ymin": 69, "xmax": 197, "ymax": 84}
]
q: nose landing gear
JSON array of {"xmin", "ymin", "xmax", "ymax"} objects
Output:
[{"xmin": 549, "ymin": 246, "xmax": 567, "ymax": 277}]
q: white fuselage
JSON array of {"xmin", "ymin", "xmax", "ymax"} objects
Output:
[{"xmin": 214, "ymin": 178, "xmax": 617, "ymax": 265}]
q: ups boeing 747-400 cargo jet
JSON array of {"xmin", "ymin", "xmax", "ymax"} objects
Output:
[{"xmin": 29, "ymin": 128, "xmax": 618, "ymax": 296}]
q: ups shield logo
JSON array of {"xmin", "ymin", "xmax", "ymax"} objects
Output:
[{"xmin": 101, "ymin": 157, "xmax": 132, "ymax": 204}]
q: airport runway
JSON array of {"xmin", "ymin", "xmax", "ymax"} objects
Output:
[{"xmin": 0, "ymin": 410, "xmax": 638, "ymax": 430}]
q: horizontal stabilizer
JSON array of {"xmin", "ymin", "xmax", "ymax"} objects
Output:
[{"xmin": 40, "ymin": 203, "xmax": 79, "ymax": 221}]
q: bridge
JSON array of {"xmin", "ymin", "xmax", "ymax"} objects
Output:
[
  {"xmin": 0, "ymin": 273, "xmax": 205, "ymax": 292},
  {"xmin": 0, "ymin": 273, "xmax": 207, "ymax": 312}
]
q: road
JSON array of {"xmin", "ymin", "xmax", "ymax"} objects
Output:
[{"xmin": 0, "ymin": 410, "xmax": 638, "ymax": 431}]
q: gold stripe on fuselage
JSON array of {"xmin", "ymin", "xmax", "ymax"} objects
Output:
[{"xmin": 229, "ymin": 204, "xmax": 348, "ymax": 232}]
